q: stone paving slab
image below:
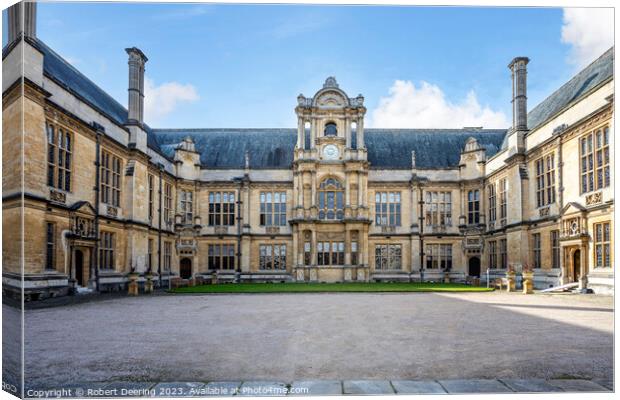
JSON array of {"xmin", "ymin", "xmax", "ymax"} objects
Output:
[
  {"xmin": 202, "ymin": 381, "xmax": 242, "ymax": 396},
  {"xmin": 151, "ymin": 382, "xmax": 206, "ymax": 397},
  {"xmin": 594, "ymin": 378, "xmax": 614, "ymax": 390},
  {"xmin": 238, "ymin": 381, "xmax": 289, "ymax": 396},
  {"xmin": 291, "ymin": 380, "xmax": 342, "ymax": 395},
  {"xmin": 390, "ymin": 380, "xmax": 447, "ymax": 394},
  {"xmin": 343, "ymin": 380, "xmax": 395, "ymax": 395},
  {"xmin": 500, "ymin": 379, "xmax": 564, "ymax": 393},
  {"xmin": 547, "ymin": 379, "xmax": 609, "ymax": 392},
  {"xmin": 438, "ymin": 379, "xmax": 512, "ymax": 393}
]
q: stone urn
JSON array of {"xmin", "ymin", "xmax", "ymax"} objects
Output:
[
  {"xmin": 505, "ymin": 269, "xmax": 516, "ymax": 292},
  {"xmin": 522, "ymin": 270, "xmax": 534, "ymax": 294},
  {"xmin": 144, "ymin": 271, "xmax": 154, "ymax": 294},
  {"xmin": 128, "ymin": 272, "xmax": 139, "ymax": 296}
]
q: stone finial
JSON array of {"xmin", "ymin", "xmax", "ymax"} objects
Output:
[
  {"xmin": 244, "ymin": 150, "xmax": 250, "ymax": 169},
  {"xmin": 323, "ymin": 76, "xmax": 339, "ymax": 88},
  {"xmin": 411, "ymin": 150, "xmax": 416, "ymax": 168}
]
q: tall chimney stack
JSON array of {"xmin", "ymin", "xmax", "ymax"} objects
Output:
[
  {"xmin": 508, "ymin": 56, "xmax": 529, "ymax": 132},
  {"xmin": 125, "ymin": 47, "xmax": 148, "ymax": 126},
  {"xmin": 8, "ymin": 1, "xmax": 37, "ymax": 43}
]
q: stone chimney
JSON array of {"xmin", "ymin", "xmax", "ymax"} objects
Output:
[
  {"xmin": 125, "ymin": 47, "xmax": 148, "ymax": 126},
  {"xmin": 8, "ymin": 1, "xmax": 37, "ymax": 43},
  {"xmin": 508, "ymin": 56, "xmax": 529, "ymax": 132}
]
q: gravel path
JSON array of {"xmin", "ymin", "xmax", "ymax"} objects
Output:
[{"xmin": 12, "ymin": 292, "xmax": 613, "ymax": 388}]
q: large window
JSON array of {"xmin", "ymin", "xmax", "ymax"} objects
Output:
[
  {"xmin": 551, "ymin": 230, "xmax": 560, "ymax": 269},
  {"xmin": 488, "ymin": 240, "xmax": 497, "ymax": 269},
  {"xmin": 425, "ymin": 191, "xmax": 452, "ymax": 227},
  {"xmin": 208, "ymin": 192, "xmax": 235, "ymax": 226},
  {"xmin": 499, "ymin": 239, "xmax": 507, "ymax": 269},
  {"xmin": 318, "ymin": 241, "xmax": 344, "ymax": 265},
  {"xmin": 259, "ymin": 244, "xmax": 287, "ymax": 270},
  {"xmin": 318, "ymin": 178, "xmax": 344, "ymax": 220},
  {"xmin": 208, "ymin": 244, "xmax": 235, "ymax": 270},
  {"xmin": 260, "ymin": 192, "xmax": 287, "ymax": 226},
  {"xmin": 499, "ymin": 179, "xmax": 507, "ymax": 225},
  {"xmin": 179, "ymin": 190, "xmax": 193, "ymax": 224},
  {"xmin": 99, "ymin": 232, "xmax": 115, "ymax": 270},
  {"xmin": 324, "ymin": 122, "xmax": 338, "ymax": 136},
  {"xmin": 580, "ymin": 127, "xmax": 610, "ymax": 193},
  {"xmin": 46, "ymin": 123, "xmax": 72, "ymax": 191},
  {"xmin": 101, "ymin": 151, "xmax": 121, "ymax": 207},
  {"xmin": 594, "ymin": 222, "xmax": 611, "ymax": 268},
  {"xmin": 375, "ymin": 192, "xmax": 402, "ymax": 226},
  {"xmin": 164, "ymin": 183, "xmax": 172, "ymax": 224},
  {"xmin": 532, "ymin": 233, "xmax": 541, "ymax": 268},
  {"xmin": 467, "ymin": 189, "xmax": 480, "ymax": 224},
  {"xmin": 46, "ymin": 222, "xmax": 55, "ymax": 270},
  {"xmin": 148, "ymin": 174, "xmax": 154, "ymax": 222},
  {"xmin": 375, "ymin": 244, "xmax": 402, "ymax": 270},
  {"xmin": 536, "ymin": 154, "xmax": 556, "ymax": 207},
  {"xmin": 426, "ymin": 244, "xmax": 452, "ymax": 270},
  {"xmin": 164, "ymin": 241, "xmax": 171, "ymax": 271},
  {"xmin": 487, "ymin": 184, "xmax": 496, "ymax": 224}
]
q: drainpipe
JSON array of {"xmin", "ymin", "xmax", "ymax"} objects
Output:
[
  {"xmin": 234, "ymin": 177, "xmax": 244, "ymax": 283},
  {"xmin": 158, "ymin": 163, "xmax": 164, "ymax": 288},
  {"xmin": 418, "ymin": 183, "xmax": 425, "ymax": 283},
  {"xmin": 93, "ymin": 124, "xmax": 102, "ymax": 292}
]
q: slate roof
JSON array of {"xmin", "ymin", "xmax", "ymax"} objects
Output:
[
  {"xmin": 527, "ymin": 47, "xmax": 614, "ymax": 131},
  {"xmin": 150, "ymin": 128, "xmax": 507, "ymax": 169}
]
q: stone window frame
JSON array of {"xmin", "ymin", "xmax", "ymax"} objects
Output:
[
  {"xmin": 425, "ymin": 243, "xmax": 452, "ymax": 270},
  {"xmin": 487, "ymin": 183, "xmax": 496, "ymax": 223},
  {"xmin": 164, "ymin": 182, "xmax": 173, "ymax": 224},
  {"xmin": 100, "ymin": 150, "xmax": 121, "ymax": 207},
  {"xmin": 535, "ymin": 153, "xmax": 556, "ymax": 208},
  {"xmin": 148, "ymin": 174, "xmax": 155, "ymax": 222},
  {"xmin": 593, "ymin": 221, "xmax": 611, "ymax": 269},
  {"xmin": 488, "ymin": 240, "xmax": 497, "ymax": 269},
  {"xmin": 532, "ymin": 233, "xmax": 541, "ymax": 268},
  {"xmin": 425, "ymin": 191, "xmax": 452, "ymax": 228},
  {"xmin": 148, "ymin": 238, "xmax": 153, "ymax": 271},
  {"xmin": 317, "ymin": 241, "xmax": 344, "ymax": 266},
  {"xmin": 208, "ymin": 243, "xmax": 235, "ymax": 270},
  {"xmin": 45, "ymin": 222, "xmax": 56, "ymax": 270},
  {"xmin": 259, "ymin": 244, "xmax": 287, "ymax": 270},
  {"xmin": 179, "ymin": 189, "xmax": 194, "ymax": 224},
  {"xmin": 46, "ymin": 122, "xmax": 72, "ymax": 192},
  {"xmin": 467, "ymin": 189, "xmax": 480, "ymax": 225},
  {"xmin": 324, "ymin": 121, "xmax": 338, "ymax": 137},
  {"xmin": 208, "ymin": 191, "xmax": 236, "ymax": 226},
  {"xmin": 580, "ymin": 126, "xmax": 610, "ymax": 194},
  {"xmin": 99, "ymin": 231, "xmax": 115, "ymax": 270},
  {"xmin": 374, "ymin": 191, "xmax": 402, "ymax": 227},
  {"xmin": 499, "ymin": 178, "xmax": 507, "ymax": 225},
  {"xmin": 499, "ymin": 238, "xmax": 507, "ymax": 269},
  {"xmin": 259, "ymin": 191, "xmax": 287, "ymax": 226},
  {"xmin": 318, "ymin": 178, "xmax": 344, "ymax": 221},
  {"xmin": 375, "ymin": 244, "xmax": 402, "ymax": 270},
  {"xmin": 163, "ymin": 241, "xmax": 172, "ymax": 271},
  {"xmin": 551, "ymin": 230, "xmax": 560, "ymax": 269}
]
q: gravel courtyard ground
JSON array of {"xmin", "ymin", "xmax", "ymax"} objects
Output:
[{"xmin": 8, "ymin": 291, "xmax": 614, "ymax": 389}]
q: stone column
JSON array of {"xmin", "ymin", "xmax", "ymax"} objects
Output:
[
  {"xmin": 345, "ymin": 171, "xmax": 351, "ymax": 207},
  {"xmin": 345, "ymin": 116, "xmax": 351, "ymax": 148},
  {"xmin": 311, "ymin": 171, "xmax": 317, "ymax": 208},
  {"xmin": 357, "ymin": 172, "xmax": 363, "ymax": 208},
  {"xmin": 292, "ymin": 226, "xmax": 298, "ymax": 267},
  {"xmin": 357, "ymin": 116, "xmax": 365, "ymax": 148},
  {"xmin": 297, "ymin": 117, "xmax": 304, "ymax": 149},
  {"xmin": 345, "ymin": 228, "xmax": 351, "ymax": 265},
  {"xmin": 311, "ymin": 229, "xmax": 317, "ymax": 266},
  {"xmin": 310, "ymin": 117, "xmax": 317, "ymax": 149}
]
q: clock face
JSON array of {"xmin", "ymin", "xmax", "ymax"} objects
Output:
[{"xmin": 323, "ymin": 144, "xmax": 340, "ymax": 160}]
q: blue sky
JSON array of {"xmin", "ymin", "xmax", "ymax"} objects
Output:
[{"xmin": 2, "ymin": 3, "xmax": 614, "ymax": 128}]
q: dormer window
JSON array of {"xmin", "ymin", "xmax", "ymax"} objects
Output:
[{"xmin": 324, "ymin": 122, "xmax": 338, "ymax": 136}]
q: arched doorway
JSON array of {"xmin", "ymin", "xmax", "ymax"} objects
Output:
[
  {"xmin": 572, "ymin": 250, "xmax": 581, "ymax": 282},
  {"xmin": 180, "ymin": 258, "xmax": 192, "ymax": 279},
  {"xmin": 468, "ymin": 257, "xmax": 481, "ymax": 277},
  {"xmin": 75, "ymin": 249, "xmax": 85, "ymax": 286}
]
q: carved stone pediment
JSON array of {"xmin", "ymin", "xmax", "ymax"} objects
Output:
[{"xmin": 315, "ymin": 91, "xmax": 347, "ymax": 107}]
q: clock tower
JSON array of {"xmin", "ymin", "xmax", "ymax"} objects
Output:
[{"xmin": 291, "ymin": 77, "xmax": 371, "ymax": 283}]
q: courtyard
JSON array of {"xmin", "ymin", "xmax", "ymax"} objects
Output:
[{"xmin": 6, "ymin": 291, "xmax": 614, "ymax": 392}]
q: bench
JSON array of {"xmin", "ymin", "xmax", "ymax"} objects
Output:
[{"xmin": 493, "ymin": 278, "xmax": 508, "ymax": 290}]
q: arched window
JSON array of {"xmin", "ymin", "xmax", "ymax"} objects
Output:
[
  {"xmin": 318, "ymin": 178, "xmax": 344, "ymax": 220},
  {"xmin": 324, "ymin": 122, "xmax": 338, "ymax": 136}
]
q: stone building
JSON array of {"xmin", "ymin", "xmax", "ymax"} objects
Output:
[{"xmin": 2, "ymin": 2, "xmax": 614, "ymax": 299}]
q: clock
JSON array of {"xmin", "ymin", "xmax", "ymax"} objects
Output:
[{"xmin": 323, "ymin": 144, "xmax": 340, "ymax": 160}]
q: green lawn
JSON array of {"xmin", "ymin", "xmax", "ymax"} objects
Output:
[{"xmin": 171, "ymin": 282, "xmax": 494, "ymax": 294}]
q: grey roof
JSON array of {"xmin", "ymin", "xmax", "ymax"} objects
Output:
[
  {"xmin": 150, "ymin": 128, "xmax": 507, "ymax": 169},
  {"xmin": 527, "ymin": 47, "xmax": 614, "ymax": 131}
]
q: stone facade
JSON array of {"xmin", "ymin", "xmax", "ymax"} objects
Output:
[{"xmin": 1, "ymin": 2, "xmax": 614, "ymax": 299}]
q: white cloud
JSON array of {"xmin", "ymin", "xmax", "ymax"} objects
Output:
[
  {"xmin": 561, "ymin": 8, "xmax": 614, "ymax": 69},
  {"xmin": 144, "ymin": 77, "xmax": 199, "ymax": 123},
  {"xmin": 369, "ymin": 80, "xmax": 509, "ymax": 129}
]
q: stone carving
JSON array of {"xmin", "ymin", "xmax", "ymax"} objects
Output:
[
  {"xmin": 323, "ymin": 76, "xmax": 339, "ymax": 88},
  {"xmin": 357, "ymin": 268, "xmax": 366, "ymax": 282},
  {"xmin": 49, "ymin": 189, "xmax": 66, "ymax": 204},
  {"xmin": 309, "ymin": 268, "xmax": 318, "ymax": 282},
  {"xmin": 297, "ymin": 95, "xmax": 312, "ymax": 107},
  {"xmin": 586, "ymin": 191, "xmax": 602, "ymax": 206},
  {"xmin": 214, "ymin": 226, "xmax": 228, "ymax": 235},
  {"xmin": 266, "ymin": 226, "xmax": 280, "ymax": 235},
  {"xmin": 106, "ymin": 205, "xmax": 118, "ymax": 217},
  {"xmin": 381, "ymin": 226, "xmax": 396, "ymax": 234},
  {"xmin": 539, "ymin": 206, "xmax": 550, "ymax": 217},
  {"xmin": 316, "ymin": 92, "xmax": 346, "ymax": 107},
  {"xmin": 344, "ymin": 268, "xmax": 352, "ymax": 282},
  {"xmin": 349, "ymin": 94, "xmax": 364, "ymax": 107},
  {"xmin": 296, "ymin": 269, "xmax": 305, "ymax": 282}
]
